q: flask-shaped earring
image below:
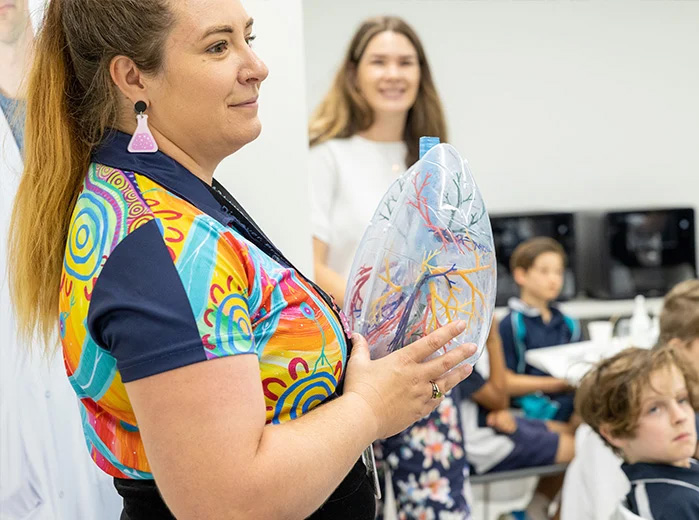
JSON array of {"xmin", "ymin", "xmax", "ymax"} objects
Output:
[{"xmin": 127, "ymin": 101, "xmax": 158, "ymax": 153}]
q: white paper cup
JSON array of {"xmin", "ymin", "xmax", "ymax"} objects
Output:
[{"xmin": 588, "ymin": 320, "xmax": 614, "ymax": 344}]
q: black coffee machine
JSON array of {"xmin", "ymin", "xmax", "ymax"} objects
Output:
[{"xmin": 577, "ymin": 207, "xmax": 696, "ymax": 299}]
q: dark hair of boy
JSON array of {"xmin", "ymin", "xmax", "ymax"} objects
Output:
[
  {"xmin": 509, "ymin": 237, "xmax": 567, "ymax": 275},
  {"xmin": 575, "ymin": 346, "xmax": 699, "ymax": 458}
]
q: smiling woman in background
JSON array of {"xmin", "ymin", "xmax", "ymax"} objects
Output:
[
  {"xmin": 308, "ymin": 16, "xmax": 473, "ymax": 519},
  {"xmin": 7, "ymin": 0, "xmax": 477, "ymax": 519}
]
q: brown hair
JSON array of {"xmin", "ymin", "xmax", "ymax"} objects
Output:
[
  {"xmin": 308, "ymin": 15, "xmax": 447, "ymax": 166},
  {"xmin": 509, "ymin": 236, "xmax": 566, "ymax": 274},
  {"xmin": 659, "ymin": 279, "xmax": 699, "ymax": 345},
  {"xmin": 576, "ymin": 346, "xmax": 699, "ymax": 457},
  {"xmin": 8, "ymin": 0, "xmax": 173, "ymax": 351}
]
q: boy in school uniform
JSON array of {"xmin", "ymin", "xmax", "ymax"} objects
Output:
[
  {"xmin": 499, "ymin": 237, "xmax": 581, "ymax": 422},
  {"xmin": 577, "ymin": 346, "xmax": 699, "ymax": 520}
]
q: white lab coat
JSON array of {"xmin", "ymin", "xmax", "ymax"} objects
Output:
[{"xmin": 0, "ymin": 8, "xmax": 122, "ymax": 516}]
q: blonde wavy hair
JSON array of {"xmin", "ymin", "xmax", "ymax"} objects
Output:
[
  {"xmin": 308, "ymin": 15, "xmax": 447, "ymax": 165},
  {"xmin": 8, "ymin": 0, "xmax": 172, "ymax": 351}
]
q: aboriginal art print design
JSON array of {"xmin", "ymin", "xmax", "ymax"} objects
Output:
[{"xmin": 60, "ymin": 163, "xmax": 346, "ymax": 478}]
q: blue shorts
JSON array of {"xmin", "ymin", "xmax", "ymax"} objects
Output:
[{"xmin": 486, "ymin": 417, "xmax": 559, "ymax": 473}]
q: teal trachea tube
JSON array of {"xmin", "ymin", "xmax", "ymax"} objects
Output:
[{"xmin": 419, "ymin": 136, "xmax": 440, "ymax": 159}]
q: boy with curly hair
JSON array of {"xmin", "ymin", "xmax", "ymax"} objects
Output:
[{"xmin": 576, "ymin": 346, "xmax": 699, "ymax": 519}]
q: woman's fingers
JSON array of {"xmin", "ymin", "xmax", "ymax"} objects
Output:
[
  {"xmin": 423, "ymin": 343, "xmax": 477, "ymax": 381},
  {"xmin": 432, "ymin": 362, "xmax": 473, "ymax": 396},
  {"xmin": 404, "ymin": 320, "xmax": 467, "ymax": 363}
]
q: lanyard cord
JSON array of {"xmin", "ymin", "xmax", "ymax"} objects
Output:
[{"xmin": 205, "ymin": 180, "xmax": 352, "ymax": 351}]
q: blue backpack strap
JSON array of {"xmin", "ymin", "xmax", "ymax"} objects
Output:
[
  {"xmin": 563, "ymin": 314, "xmax": 582, "ymax": 342},
  {"xmin": 510, "ymin": 311, "xmax": 528, "ymax": 374}
]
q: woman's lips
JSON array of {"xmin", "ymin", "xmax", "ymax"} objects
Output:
[{"xmin": 231, "ymin": 96, "xmax": 258, "ymax": 108}]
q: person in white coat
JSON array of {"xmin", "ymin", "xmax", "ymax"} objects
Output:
[{"xmin": 0, "ymin": 1, "xmax": 121, "ymax": 517}]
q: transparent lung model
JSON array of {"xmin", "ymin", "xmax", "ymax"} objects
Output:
[{"xmin": 345, "ymin": 143, "xmax": 496, "ymax": 365}]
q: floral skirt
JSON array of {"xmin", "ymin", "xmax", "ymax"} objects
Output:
[{"xmin": 376, "ymin": 393, "xmax": 472, "ymax": 520}]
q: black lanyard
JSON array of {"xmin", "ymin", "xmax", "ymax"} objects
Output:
[{"xmin": 205, "ymin": 180, "xmax": 353, "ymax": 362}]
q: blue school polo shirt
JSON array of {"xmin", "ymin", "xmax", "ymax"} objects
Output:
[
  {"xmin": 622, "ymin": 459, "xmax": 699, "ymax": 519},
  {"xmin": 499, "ymin": 298, "xmax": 581, "ymax": 376}
]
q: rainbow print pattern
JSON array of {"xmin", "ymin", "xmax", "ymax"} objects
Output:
[{"xmin": 59, "ymin": 163, "xmax": 347, "ymax": 478}]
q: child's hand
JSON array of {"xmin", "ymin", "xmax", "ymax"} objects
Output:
[{"xmin": 486, "ymin": 410, "xmax": 518, "ymax": 434}]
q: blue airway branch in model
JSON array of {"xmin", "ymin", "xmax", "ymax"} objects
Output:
[{"xmin": 387, "ymin": 264, "xmax": 458, "ymax": 353}]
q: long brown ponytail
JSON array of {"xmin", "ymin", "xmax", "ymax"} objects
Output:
[{"xmin": 8, "ymin": 0, "xmax": 172, "ymax": 351}]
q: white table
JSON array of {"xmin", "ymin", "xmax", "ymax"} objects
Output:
[{"xmin": 524, "ymin": 338, "xmax": 634, "ymax": 385}]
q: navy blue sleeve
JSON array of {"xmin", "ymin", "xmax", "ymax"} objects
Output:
[
  {"xmin": 499, "ymin": 314, "xmax": 518, "ymax": 372},
  {"xmin": 88, "ymin": 220, "xmax": 209, "ymax": 382},
  {"xmin": 455, "ymin": 369, "xmax": 487, "ymax": 400}
]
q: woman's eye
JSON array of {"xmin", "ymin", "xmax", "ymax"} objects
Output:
[
  {"xmin": 647, "ymin": 406, "xmax": 658, "ymax": 414},
  {"xmin": 207, "ymin": 41, "xmax": 229, "ymax": 54},
  {"xmin": 246, "ymin": 34, "xmax": 256, "ymax": 47}
]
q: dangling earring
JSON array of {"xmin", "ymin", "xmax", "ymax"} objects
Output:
[{"xmin": 127, "ymin": 100, "xmax": 158, "ymax": 153}]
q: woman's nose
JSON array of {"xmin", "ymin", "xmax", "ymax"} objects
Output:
[{"xmin": 241, "ymin": 48, "xmax": 269, "ymax": 85}]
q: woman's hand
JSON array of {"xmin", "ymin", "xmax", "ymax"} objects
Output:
[
  {"xmin": 486, "ymin": 409, "xmax": 518, "ymax": 434},
  {"xmin": 343, "ymin": 320, "xmax": 476, "ymax": 439}
]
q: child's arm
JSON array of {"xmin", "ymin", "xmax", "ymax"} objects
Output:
[
  {"xmin": 485, "ymin": 409, "xmax": 517, "ymax": 434},
  {"xmin": 504, "ymin": 371, "xmax": 572, "ymax": 396},
  {"xmin": 471, "ymin": 319, "xmax": 509, "ymax": 411}
]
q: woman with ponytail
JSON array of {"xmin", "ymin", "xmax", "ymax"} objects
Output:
[{"xmin": 9, "ymin": 1, "xmax": 476, "ymax": 518}]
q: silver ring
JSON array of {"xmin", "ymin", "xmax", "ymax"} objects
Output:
[{"xmin": 430, "ymin": 380, "xmax": 443, "ymax": 400}]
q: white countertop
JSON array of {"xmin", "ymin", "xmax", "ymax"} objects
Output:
[{"xmin": 495, "ymin": 297, "xmax": 664, "ymax": 320}]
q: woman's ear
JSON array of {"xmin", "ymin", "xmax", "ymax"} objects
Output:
[{"xmin": 109, "ymin": 55, "xmax": 149, "ymax": 106}]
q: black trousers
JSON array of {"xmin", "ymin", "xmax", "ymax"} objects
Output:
[{"xmin": 114, "ymin": 458, "xmax": 376, "ymax": 520}]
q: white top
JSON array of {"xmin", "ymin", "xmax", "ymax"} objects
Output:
[{"xmin": 308, "ymin": 135, "xmax": 407, "ymax": 280}]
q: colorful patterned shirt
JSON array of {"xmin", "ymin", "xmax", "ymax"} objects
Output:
[{"xmin": 60, "ymin": 131, "xmax": 349, "ymax": 479}]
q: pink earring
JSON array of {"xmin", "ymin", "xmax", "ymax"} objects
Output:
[{"xmin": 127, "ymin": 101, "xmax": 158, "ymax": 153}]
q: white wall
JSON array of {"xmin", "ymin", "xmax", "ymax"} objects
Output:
[
  {"xmin": 216, "ymin": 0, "xmax": 313, "ymax": 272},
  {"xmin": 303, "ymin": 0, "xmax": 699, "ymax": 218}
]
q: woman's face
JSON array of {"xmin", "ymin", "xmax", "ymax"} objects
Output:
[
  {"xmin": 355, "ymin": 31, "xmax": 420, "ymax": 118},
  {"xmin": 0, "ymin": 0, "xmax": 29, "ymax": 44},
  {"xmin": 146, "ymin": 0, "xmax": 268, "ymax": 163}
]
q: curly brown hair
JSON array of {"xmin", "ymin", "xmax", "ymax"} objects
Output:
[{"xmin": 576, "ymin": 346, "xmax": 699, "ymax": 457}]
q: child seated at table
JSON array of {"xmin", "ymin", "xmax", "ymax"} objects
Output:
[
  {"xmin": 499, "ymin": 237, "xmax": 581, "ymax": 422},
  {"xmin": 459, "ymin": 320, "xmax": 575, "ymax": 519},
  {"xmin": 576, "ymin": 346, "xmax": 699, "ymax": 519}
]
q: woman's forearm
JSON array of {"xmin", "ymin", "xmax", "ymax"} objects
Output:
[{"xmin": 250, "ymin": 392, "xmax": 377, "ymax": 519}]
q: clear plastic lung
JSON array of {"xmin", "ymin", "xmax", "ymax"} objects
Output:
[{"xmin": 344, "ymin": 143, "xmax": 496, "ymax": 365}]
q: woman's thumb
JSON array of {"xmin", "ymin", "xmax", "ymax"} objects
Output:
[{"xmin": 349, "ymin": 333, "xmax": 370, "ymax": 361}]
